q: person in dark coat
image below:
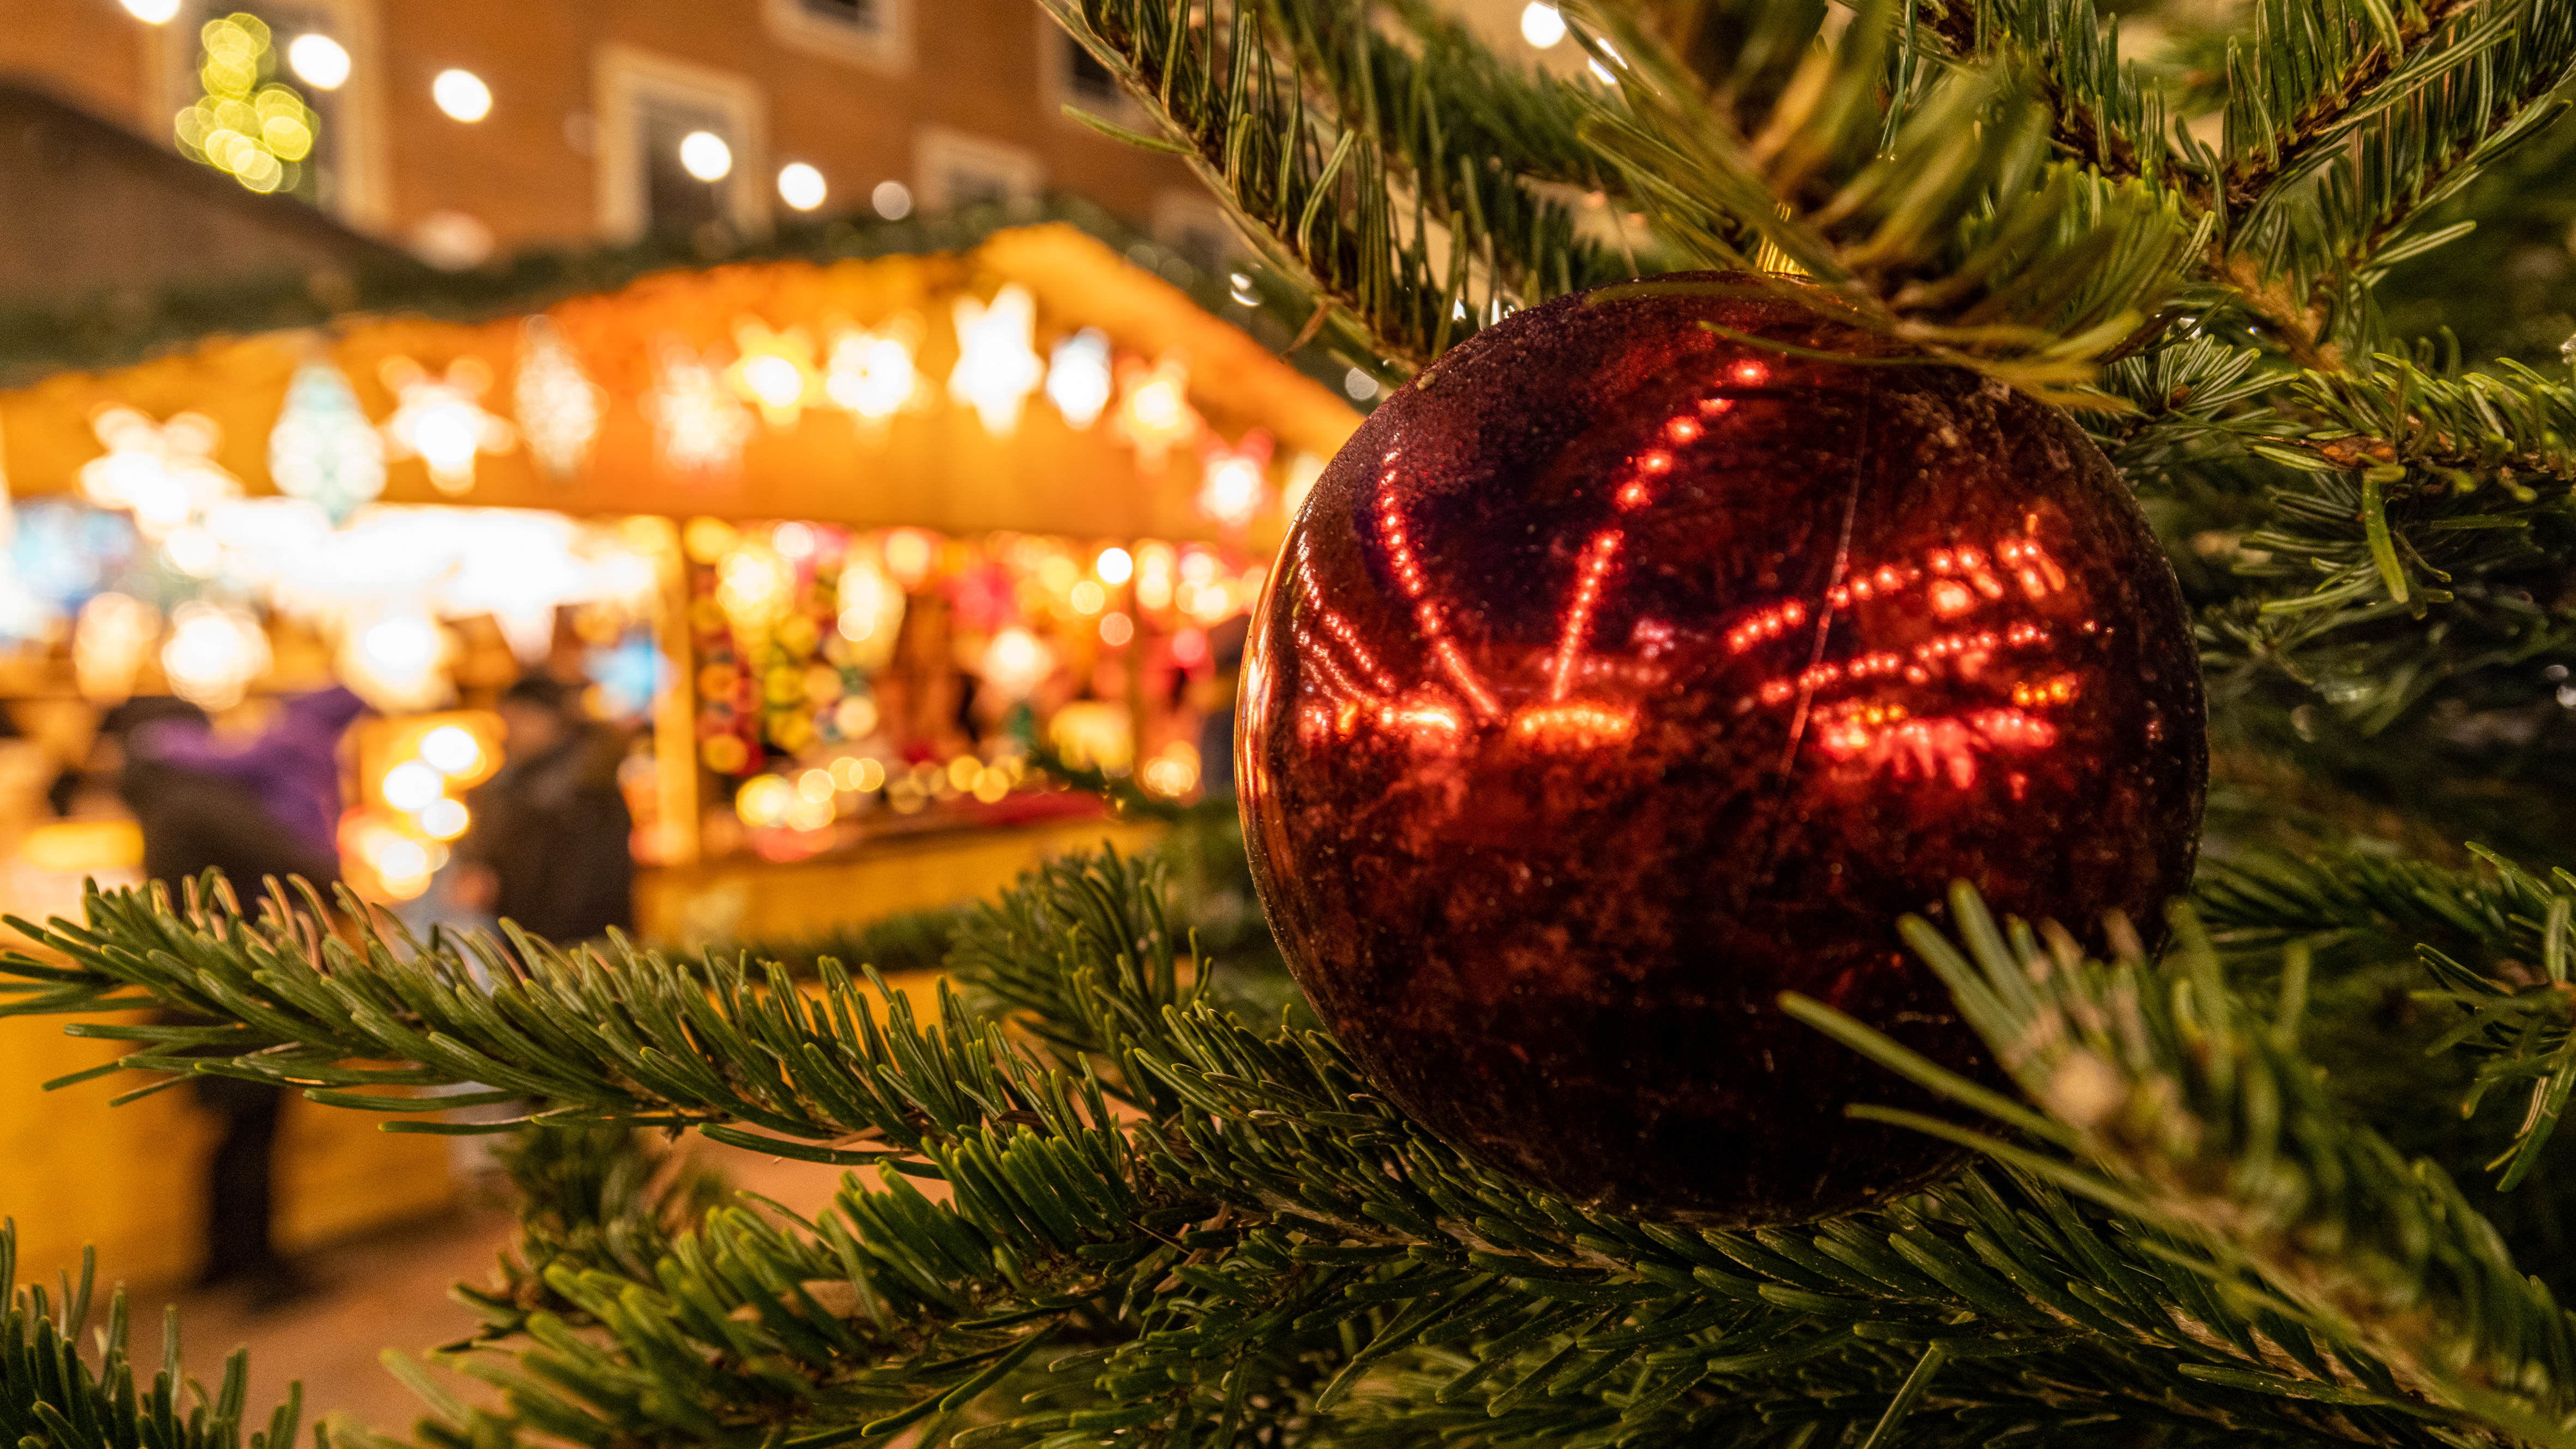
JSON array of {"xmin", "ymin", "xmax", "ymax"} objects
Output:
[
  {"xmin": 453, "ymin": 676, "xmax": 634, "ymax": 945},
  {"xmin": 109, "ymin": 693, "xmax": 352, "ymax": 1308}
]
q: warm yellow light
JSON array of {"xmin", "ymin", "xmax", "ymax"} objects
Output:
[
  {"xmin": 1099, "ymin": 611, "xmax": 1134, "ymax": 647},
  {"xmin": 971, "ymin": 767, "xmax": 1012, "ymax": 804},
  {"xmin": 777, "ymin": 161, "xmax": 827, "ymax": 211},
  {"xmin": 1520, "ymin": 1, "xmax": 1566, "ymax": 47},
  {"xmin": 122, "ymin": 0, "xmax": 180, "ymax": 22},
  {"xmin": 419, "ymin": 798, "xmax": 470, "ymax": 839},
  {"xmin": 419, "ymin": 724, "xmax": 484, "ymax": 776},
  {"xmin": 678, "ymin": 129, "xmax": 733, "ymax": 182},
  {"xmin": 1069, "ymin": 580, "xmax": 1106, "ymax": 615},
  {"xmin": 376, "ymin": 838, "xmax": 430, "ymax": 882},
  {"xmin": 947, "ymin": 755, "xmax": 983, "ymax": 792},
  {"xmin": 287, "ymin": 33, "xmax": 350, "ymax": 89},
  {"xmin": 871, "ymin": 180, "xmax": 912, "ymax": 219},
  {"xmin": 382, "ymin": 760, "xmax": 445, "ymax": 812},
  {"xmin": 432, "ymin": 69, "xmax": 491, "ymax": 122},
  {"xmin": 1095, "ymin": 546, "xmax": 1133, "ymax": 585},
  {"xmin": 742, "ymin": 355, "xmax": 805, "ymax": 410},
  {"xmin": 797, "ymin": 768, "xmax": 835, "ymax": 803},
  {"xmin": 736, "ymin": 774, "xmax": 794, "ymax": 828}
]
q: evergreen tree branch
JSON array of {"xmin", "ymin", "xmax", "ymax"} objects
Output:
[
  {"xmin": 1803, "ymin": 882, "xmax": 2576, "ymax": 1445},
  {"xmin": 11, "ymin": 860, "xmax": 2562, "ymax": 1447},
  {"xmin": 2, "ymin": 1230, "xmax": 308, "ymax": 1449}
]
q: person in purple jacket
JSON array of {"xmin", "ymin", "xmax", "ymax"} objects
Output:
[
  {"xmin": 122, "ymin": 684, "xmax": 366, "ymax": 1308},
  {"xmin": 130, "ymin": 686, "xmax": 368, "ymax": 867}
]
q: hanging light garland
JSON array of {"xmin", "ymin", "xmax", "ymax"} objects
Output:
[
  {"xmin": 79, "ymin": 407, "xmax": 241, "ymax": 539},
  {"xmin": 514, "ymin": 316, "xmax": 606, "ymax": 480},
  {"xmin": 1110, "ymin": 351, "xmax": 1201, "ymax": 471},
  {"xmin": 822, "ymin": 317, "xmax": 927, "ymax": 428},
  {"xmin": 724, "ymin": 321, "xmax": 825, "ymax": 429},
  {"xmin": 948, "ymin": 284, "xmax": 1046, "ymax": 435},
  {"xmin": 644, "ymin": 343, "xmax": 756, "ymax": 478},
  {"xmin": 267, "ymin": 359, "xmax": 386, "ymax": 524},
  {"xmin": 1045, "ymin": 328, "xmax": 1114, "ymax": 429},
  {"xmin": 1196, "ymin": 428, "xmax": 1273, "ymax": 530},
  {"xmin": 379, "ymin": 357, "xmax": 517, "ymax": 495}
]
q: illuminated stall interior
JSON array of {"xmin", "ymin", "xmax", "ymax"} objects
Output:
[{"xmin": 0, "ymin": 223, "xmax": 1358, "ymax": 940}]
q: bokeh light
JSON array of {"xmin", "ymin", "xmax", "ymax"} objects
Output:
[
  {"xmin": 286, "ymin": 33, "xmax": 349, "ymax": 89},
  {"xmin": 678, "ymin": 130, "xmax": 733, "ymax": 182},
  {"xmin": 431, "ymin": 69, "xmax": 491, "ymax": 122},
  {"xmin": 777, "ymin": 161, "xmax": 827, "ymax": 210}
]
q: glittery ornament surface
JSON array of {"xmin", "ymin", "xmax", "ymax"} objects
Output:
[{"xmin": 1237, "ymin": 276, "xmax": 2206, "ymax": 1225}]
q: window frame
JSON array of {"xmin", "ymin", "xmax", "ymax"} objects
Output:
[
  {"xmin": 593, "ymin": 44, "xmax": 769, "ymax": 241},
  {"xmin": 759, "ymin": 0, "xmax": 913, "ymax": 75},
  {"xmin": 912, "ymin": 125, "xmax": 1044, "ymax": 214}
]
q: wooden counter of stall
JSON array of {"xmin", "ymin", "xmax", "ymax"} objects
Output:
[{"xmin": 0, "ymin": 807, "xmax": 1159, "ymax": 1289}]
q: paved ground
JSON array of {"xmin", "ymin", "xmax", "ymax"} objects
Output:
[{"xmin": 116, "ymin": 1141, "xmax": 857, "ymax": 1442}]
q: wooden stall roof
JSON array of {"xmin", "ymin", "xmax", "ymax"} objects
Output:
[{"xmin": 0, "ymin": 223, "xmax": 1358, "ymax": 545}]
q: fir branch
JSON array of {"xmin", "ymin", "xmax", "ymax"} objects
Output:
[
  {"xmin": 1, "ymin": 1231, "xmax": 306, "ymax": 1449},
  {"xmin": 7, "ymin": 859, "xmax": 2552, "ymax": 1448},
  {"xmin": 1804, "ymin": 883, "xmax": 2576, "ymax": 1444}
]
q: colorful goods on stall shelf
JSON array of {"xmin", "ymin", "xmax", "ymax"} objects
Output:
[{"xmin": 684, "ymin": 516, "xmax": 1264, "ymax": 845}]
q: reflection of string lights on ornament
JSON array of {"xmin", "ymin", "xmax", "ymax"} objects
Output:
[
  {"xmin": 80, "ymin": 407, "xmax": 240, "ymax": 539},
  {"xmin": 514, "ymin": 316, "xmax": 605, "ymax": 479},
  {"xmin": 724, "ymin": 321, "xmax": 823, "ymax": 427},
  {"xmin": 1197, "ymin": 429, "xmax": 1273, "ymax": 529},
  {"xmin": 160, "ymin": 601, "xmax": 272, "ymax": 710},
  {"xmin": 822, "ymin": 318, "xmax": 925, "ymax": 422},
  {"xmin": 979, "ymin": 626, "xmax": 1056, "ymax": 701},
  {"xmin": 268, "ymin": 361, "xmax": 385, "ymax": 524},
  {"xmin": 1110, "ymin": 352, "xmax": 1199, "ymax": 470},
  {"xmin": 644, "ymin": 344, "xmax": 755, "ymax": 478},
  {"xmin": 379, "ymin": 357, "xmax": 515, "ymax": 495},
  {"xmin": 73, "ymin": 593, "xmax": 161, "ymax": 703},
  {"xmin": 1044, "ymin": 328, "xmax": 1113, "ymax": 428},
  {"xmin": 948, "ymin": 285, "xmax": 1046, "ymax": 435}
]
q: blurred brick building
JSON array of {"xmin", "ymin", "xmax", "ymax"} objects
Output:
[{"xmin": 0, "ymin": 0, "xmax": 1237, "ymax": 287}]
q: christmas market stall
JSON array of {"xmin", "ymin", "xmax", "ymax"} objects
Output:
[
  {"xmin": 0, "ymin": 220, "xmax": 1358, "ymax": 945},
  {"xmin": 0, "ymin": 219, "xmax": 1353, "ymax": 1285}
]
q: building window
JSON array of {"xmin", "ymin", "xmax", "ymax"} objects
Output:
[
  {"xmin": 595, "ymin": 45, "xmax": 767, "ymax": 241},
  {"xmin": 914, "ymin": 127, "xmax": 1042, "ymax": 214},
  {"xmin": 149, "ymin": 0, "xmax": 388, "ymax": 230},
  {"xmin": 1043, "ymin": 17, "xmax": 1142, "ymax": 130},
  {"xmin": 761, "ymin": 0, "xmax": 911, "ymax": 73}
]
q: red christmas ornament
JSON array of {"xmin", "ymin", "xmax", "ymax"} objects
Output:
[{"xmin": 1237, "ymin": 276, "xmax": 2205, "ymax": 1225}]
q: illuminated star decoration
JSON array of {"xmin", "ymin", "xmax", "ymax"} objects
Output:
[
  {"xmin": 380, "ymin": 356, "xmax": 516, "ymax": 496},
  {"xmin": 80, "ymin": 406, "xmax": 242, "ymax": 539},
  {"xmin": 514, "ymin": 316, "xmax": 605, "ymax": 480},
  {"xmin": 723, "ymin": 320, "xmax": 824, "ymax": 429},
  {"xmin": 1110, "ymin": 351, "xmax": 1201, "ymax": 473},
  {"xmin": 1196, "ymin": 428, "xmax": 1274, "ymax": 530},
  {"xmin": 822, "ymin": 316, "xmax": 926, "ymax": 429},
  {"xmin": 267, "ymin": 360, "xmax": 385, "ymax": 524},
  {"xmin": 644, "ymin": 344, "xmax": 756, "ymax": 479},
  {"xmin": 1044, "ymin": 328, "xmax": 1113, "ymax": 429},
  {"xmin": 948, "ymin": 284, "xmax": 1046, "ymax": 435}
]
